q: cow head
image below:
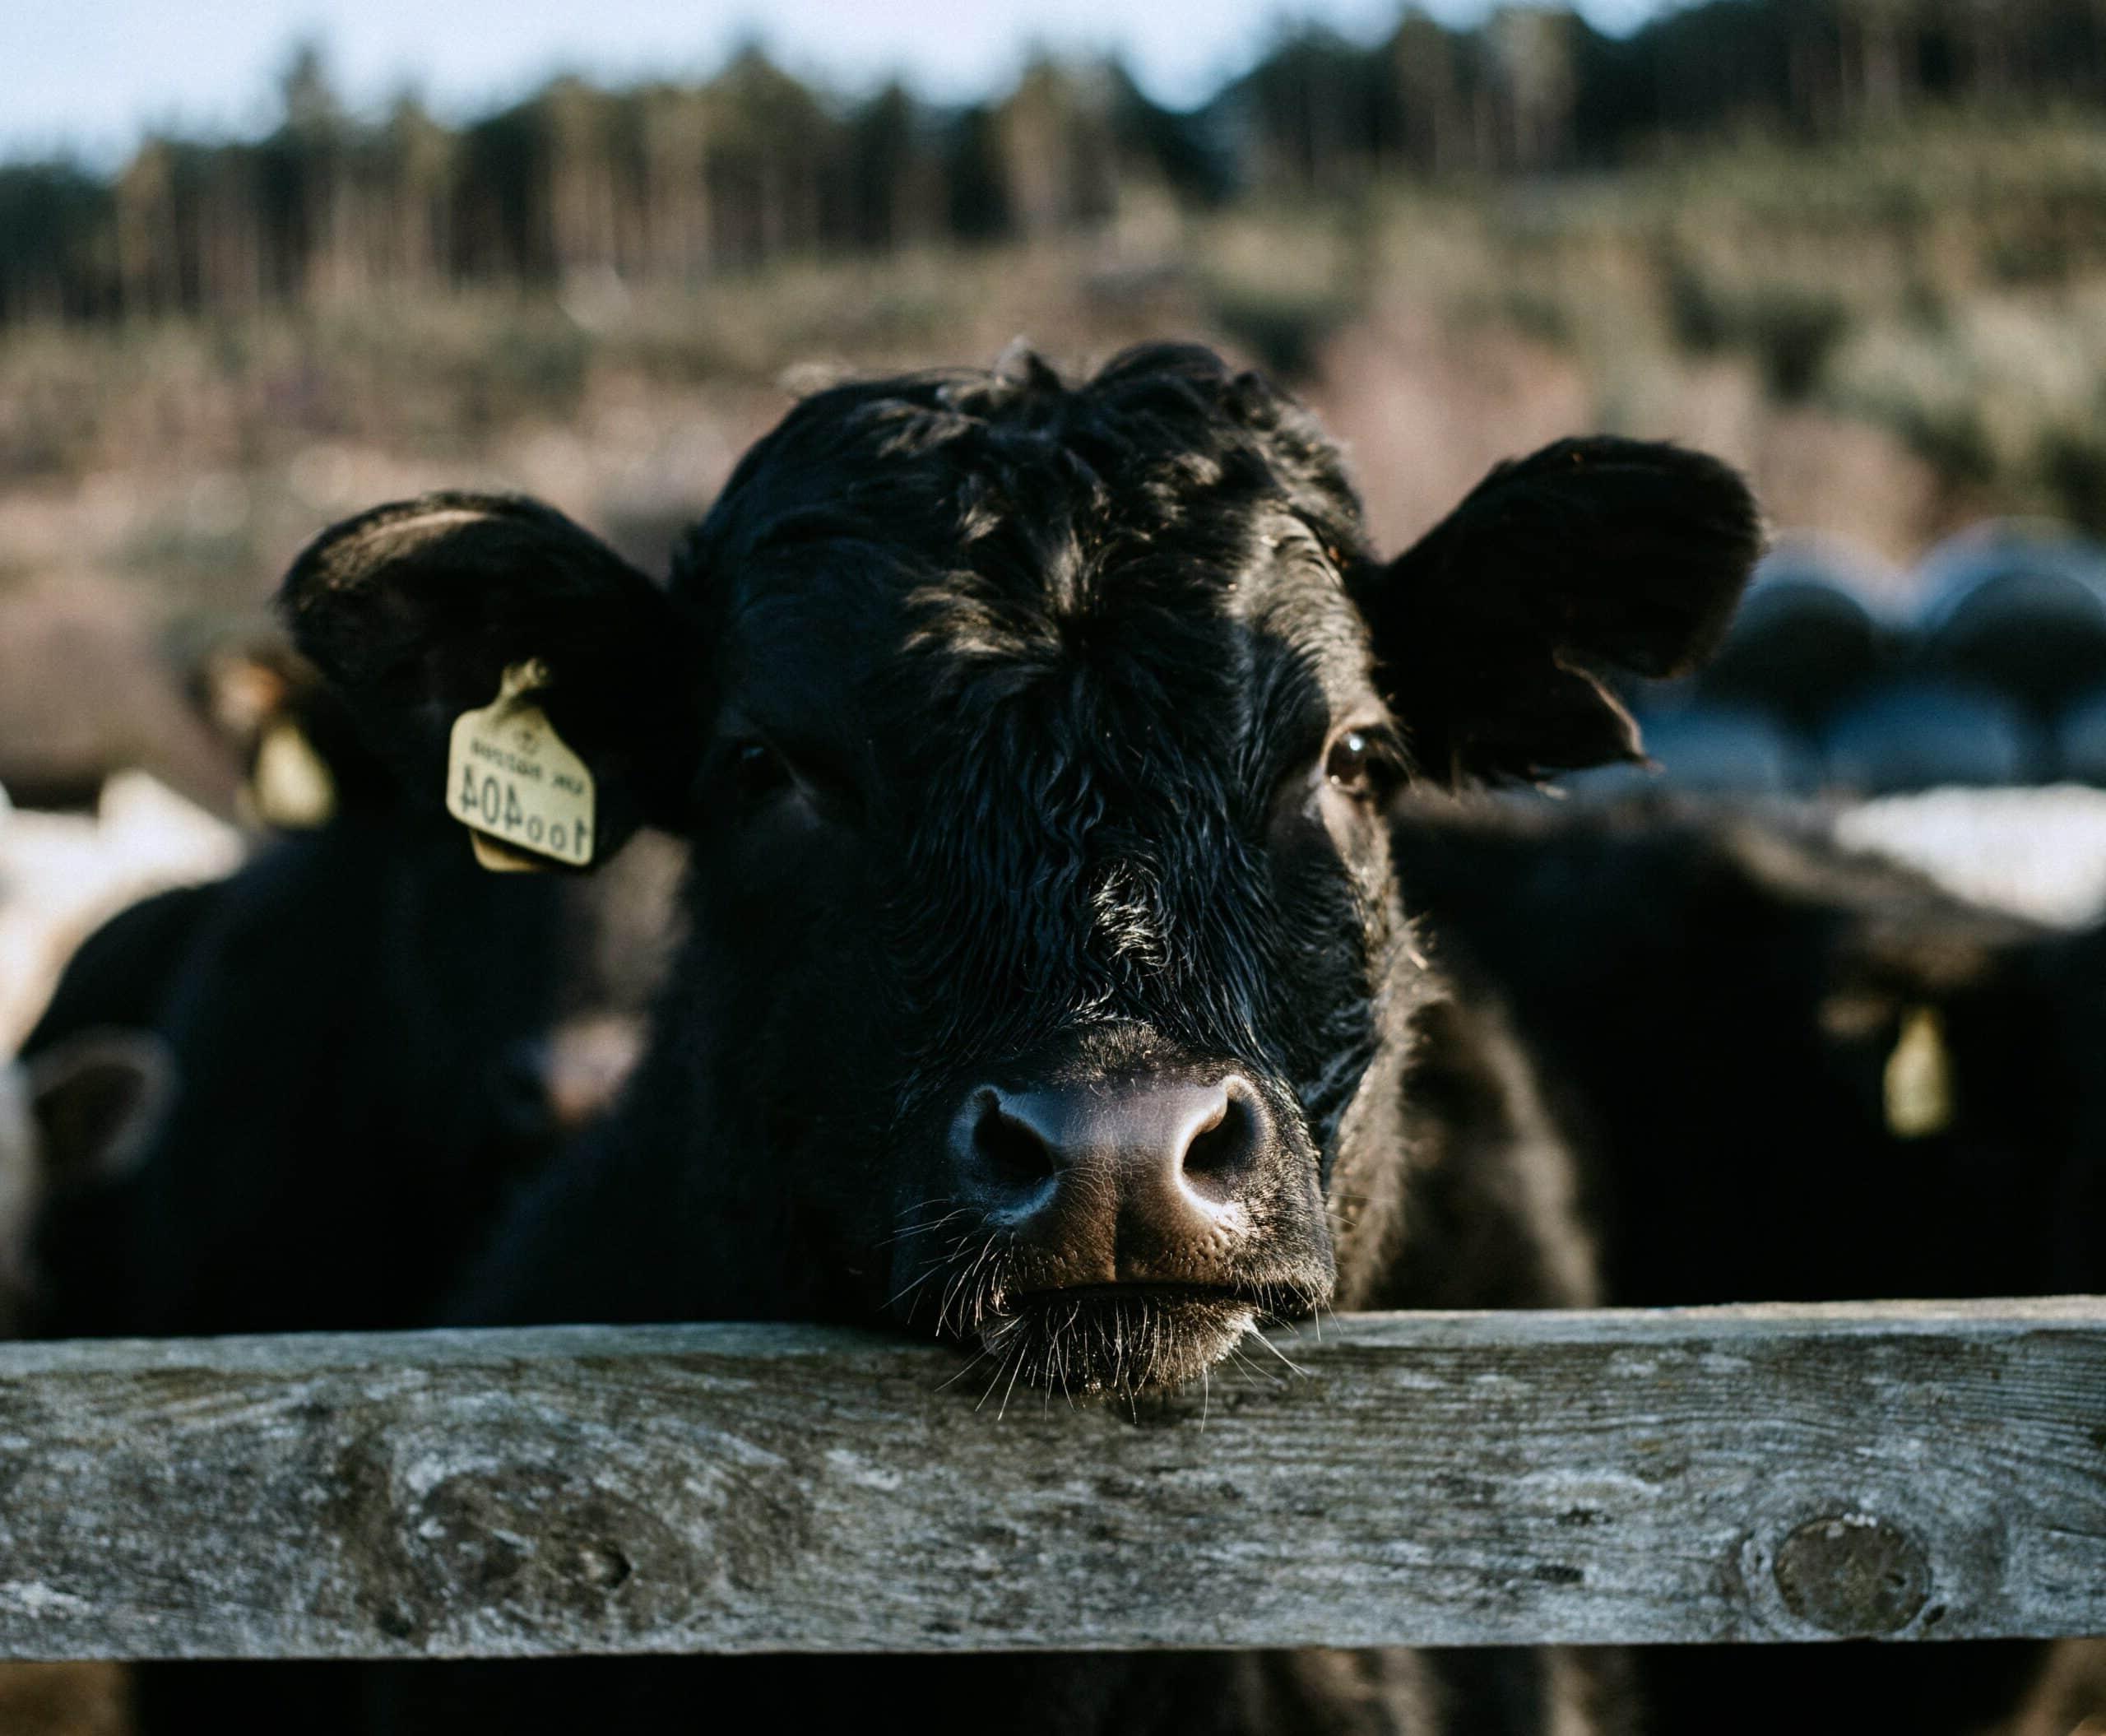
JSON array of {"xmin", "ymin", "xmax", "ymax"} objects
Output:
[{"xmin": 283, "ymin": 344, "xmax": 1760, "ymax": 1395}]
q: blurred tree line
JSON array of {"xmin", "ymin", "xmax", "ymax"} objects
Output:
[{"xmin": 7, "ymin": 0, "xmax": 2106, "ymax": 324}]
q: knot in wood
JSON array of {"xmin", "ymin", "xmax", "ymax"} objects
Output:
[
  {"xmin": 565, "ymin": 1539, "xmax": 633, "ymax": 1591},
  {"xmin": 1773, "ymin": 1512, "xmax": 1930, "ymax": 1636}
]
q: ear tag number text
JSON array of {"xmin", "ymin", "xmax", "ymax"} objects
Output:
[{"xmin": 446, "ymin": 658, "xmax": 596, "ymax": 870}]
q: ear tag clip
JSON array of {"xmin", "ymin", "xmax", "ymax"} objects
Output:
[{"xmin": 446, "ymin": 658, "xmax": 596, "ymax": 871}]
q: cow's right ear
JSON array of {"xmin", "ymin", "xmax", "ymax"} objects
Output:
[{"xmin": 279, "ymin": 492, "xmax": 704, "ymax": 862}]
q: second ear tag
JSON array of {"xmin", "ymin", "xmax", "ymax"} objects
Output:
[
  {"xmin": 1883, "ymin": 1005, "xmax": 1954, "ymax": 1140},
  {"xmin": 446, "ymin": 659, "xmax": 596, "ymax": 870},
  {"xmin": 250, "ymin": 720, "xmax": 336, "ymax": 829}
]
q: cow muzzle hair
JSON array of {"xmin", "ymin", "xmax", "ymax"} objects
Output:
[{"xmin": 890, "ymin": 1056, "xmax": 1334, "ymax": 1399}]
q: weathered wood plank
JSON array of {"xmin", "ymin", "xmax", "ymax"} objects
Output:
[{"xmin": 0, "ymin": 1299, "xmax": 2099, "ymax": 1659}]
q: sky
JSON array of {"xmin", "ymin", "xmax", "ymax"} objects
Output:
[{"xmin": 1, "ymin": 0, "xmax": 1671, "ymax": 165}]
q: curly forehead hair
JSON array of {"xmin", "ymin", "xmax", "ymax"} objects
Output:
[{"xmin": 672, "ymin": 342, "xmax": 1374, "ymax": 595}]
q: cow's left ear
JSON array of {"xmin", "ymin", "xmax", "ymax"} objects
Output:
[
  {"xmin": 1350, "ymin": 438, "xmax": 1763, "ymax": 785},
  {"xmin": 280, "ymin": 492, "xmax": 704, "ymax": 861}
]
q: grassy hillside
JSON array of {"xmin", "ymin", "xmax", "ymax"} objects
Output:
[{"xmin": 4, "ymin": 117, "xmax": 2104, "ymax": 634}]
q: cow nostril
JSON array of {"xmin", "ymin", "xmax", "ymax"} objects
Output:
[
  {"xmin": 972, "ymin": 1097, "xmax": 1056, "ymax": 1190},
  {"xmin": 953, "ymin": 1071, "xmax": 1277, "ymax": 1233},
  {"xmin": 1177, "ymin": 1084, "xmax": 1262, "ymax": 1200},
  {"xmin": 1181, "ymin": 1098, "xmax": 1240, "ymax": 1177}
]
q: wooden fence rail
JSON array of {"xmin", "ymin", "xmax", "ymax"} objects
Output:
[{"xmin": 0, "ymin": 1298, "xmax": 2099, "ymax": 1660}]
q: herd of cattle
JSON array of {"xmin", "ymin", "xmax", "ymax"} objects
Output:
[{"xmin": 0, "ymin": 343, "xmax": 2103, "ymax": 1734}]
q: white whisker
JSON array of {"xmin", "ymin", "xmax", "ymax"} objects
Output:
[{"xmin": 1246, "ymin": 1325, "xmax": 1311, "ymax": 1378}]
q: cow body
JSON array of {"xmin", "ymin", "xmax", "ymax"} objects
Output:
[{"xmin": 1390, "ymin": 792, "xmax": 2104, "ymax": 1307}]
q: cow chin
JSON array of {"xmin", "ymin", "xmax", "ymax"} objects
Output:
[{"xmin": 976, "ymin": 1286, "xmax": 1278, "ymax": 1399}]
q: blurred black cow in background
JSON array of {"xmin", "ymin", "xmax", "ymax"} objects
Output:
[
  {"xmin": 1394, "ymin": 795, "xmax": 2104, "ymax": 1307},
  {"xmin": 1390, "ymin": 793, "xmax": 2106, "ymax": 1736},
  {"xmin": 1394, "ymin": 540, "xmax": 2106, "ymax": 1735},
  {"xmin": 16, "ymin": 644, "xmax": 677, "ymax": 1339}
]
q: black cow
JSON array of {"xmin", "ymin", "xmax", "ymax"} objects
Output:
[
  {"xmin": 1391, "ymin": 792, "xmax": 2100, "ymax": 1305},
  {"xmin": 1391, "ymin": 791, "xmax": 2106, "ymax": 1736},
  {"xmin": 266, "ymin": 342, "xmax": 1760, "ymax": 1734},
  {"xmin": 21, "ymin": 628, "xmax": 684, "ymax": 1343},
  {"xmin": 20, "ymin": 653, "xmax": 574, "ymax": 1339}
]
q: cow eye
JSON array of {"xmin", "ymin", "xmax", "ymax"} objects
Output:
[
  {"xmin": 1324, "ymin": 727, "xmax": 1398, "ymax": 801},
  {"xmin": 728, "ymin": 739, "xmax": 793, "ymax": 808}
]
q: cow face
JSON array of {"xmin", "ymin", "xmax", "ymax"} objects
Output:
[{"xmin": 284, "ymin": 344, "xmax": 1760, "ymax": 1395}]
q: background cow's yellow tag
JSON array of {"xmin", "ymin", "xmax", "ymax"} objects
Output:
[
  {"xmin": 250, "ymin": 720, "xmax": 337, "ymax": 829},
  {"xmin": 446, "ymin": 659, "xmax": 596, "ymax": 869},
  {"xmin": 1883, "ymin": 1004, "xmax": 1955, "ymax": 1140}
]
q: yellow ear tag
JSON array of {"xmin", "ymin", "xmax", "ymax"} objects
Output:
[
  {"xmin": 446, "ymin": 658, "xmax": 596, "ymax": 870},
  {"xmin": 250, "ymin": 721, "xmax": 336, "ymax": 829},
  {"xmin": 1883, "ymin": 1005, "xmax": 1954, "ymax": 1140}
]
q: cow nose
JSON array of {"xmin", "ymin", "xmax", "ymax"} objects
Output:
[{"xmin": 950, "ymin": 1075, "xmax": 1272, "ymax": 1279}]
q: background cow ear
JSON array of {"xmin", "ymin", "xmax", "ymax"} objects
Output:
[
  {"xmin": 1352, "ymin": 438, "xmax": 1764, "ymax": 786},
  {"xmin": 24, "ymin": 1032, "xmax": 174, "ymax": 1192},
  {"xmin": 280, "ymin": 492, "xmax": 703, "ymax": 861}
]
